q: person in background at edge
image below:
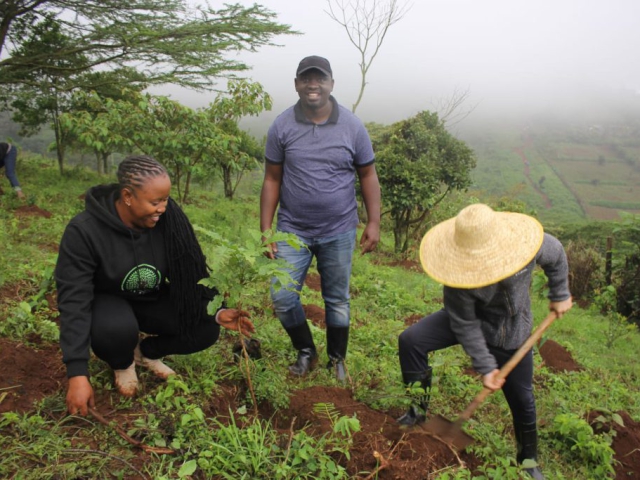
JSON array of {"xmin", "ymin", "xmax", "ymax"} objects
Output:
[
  {"xmin": 55, "ymin": 154, "xmax": 255, "ymax": 416},
  {"xmin": 260, "ymin": 55, "xmax": 381, "ymax": 381},
  {"xmin": 397, "ymin": 204, "xmax": 572, "ymax": 479},
  {"xmin": 0, "ymin": 142, "xmax": 26, "ymax": 199}
]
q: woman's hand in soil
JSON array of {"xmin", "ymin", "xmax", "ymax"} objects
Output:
[
  {"xmin": 217, "ymin": 309, "xmax": 255, "ymax": 337},
  {"xmin": 67, "ymin": 376, "xmax": 95, "ymax": 416}
]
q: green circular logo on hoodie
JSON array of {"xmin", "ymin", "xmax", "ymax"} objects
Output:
[{"xmin": 122, "ymin": 264, "xmax": 162, "ymax": 294}]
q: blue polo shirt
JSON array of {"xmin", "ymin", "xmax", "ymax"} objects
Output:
[{"xmin": 265, "ymin": 96, "xmax": 375, "ymax": 237}]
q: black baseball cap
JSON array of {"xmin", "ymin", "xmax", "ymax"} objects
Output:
[{"xmin": 296, "ymin": 56, "xmax": 332, "ymax": 77}]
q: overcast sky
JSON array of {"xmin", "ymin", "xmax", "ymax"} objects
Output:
[{"xmin": 164, "ymin": 0, "xmax": 640, "ymax": 134}]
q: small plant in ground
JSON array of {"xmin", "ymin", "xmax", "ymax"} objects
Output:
[
  {"xmin": 0, "ymin": 264, "xmax": 59, "ymax": 343},
  {"xmin": 198, "ymin": 227, "xmax": 304, "ymax": 412},
  {"xmin": 592, "ymin": 285, "xmax": 636, "ymax": 348},
  {"xmin": 313, "ymin": 402, "xmax": 361, "ymax": 460},
  {"xmin": 590, "ymin": 408, "xmax": 625, "ymax": 437},
  {"xmin": 0, "ymin": 301, "xmax": 59, "ymax": 342},
  {"xmin": 548, "ymin": 412, "xmax": 616, "ymax": 478}
]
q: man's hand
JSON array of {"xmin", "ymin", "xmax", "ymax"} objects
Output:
[
  {"xmin": 262, "ymin": 237, "xmax": 277, "ymax": 260},
  {"xmin": 550, "ymin": 297, "xmax": 573, "ymax": 317},
  {"xmin": 217, "ymin": 309, "xmax": 256, "ymax": 337},
  {"xmin": 359, "ymin": 222, "xmax": 380, "ymax": 254},
  {"xmin": 482, "ymin": 369, "xmax": 505, "ymax": 391},
  {"xmin": 67, "ymin": 376, "xmax": 95, "ymax": 416}
]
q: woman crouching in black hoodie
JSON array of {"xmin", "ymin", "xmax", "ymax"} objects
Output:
[{"xmin": 55, "ymin": 154, "xmax": 254, "ymax": 416}]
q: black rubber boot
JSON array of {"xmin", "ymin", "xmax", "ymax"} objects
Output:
[
  {"xmin": 284, "ymin": 323, "xmax": 318, "ymax": 376},
  {"xmin": 515, "ymin": 422, "xmax": 545, "ymax": 479},
  {"xmin": 397, "ymin": 367, "xmax": 432, "ymax": 426},
  {"xmin": 326, "ymin": 326, "xmax": 349, "ymax": 382}
]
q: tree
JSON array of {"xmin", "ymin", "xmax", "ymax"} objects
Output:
[
  {"xmin": 6, "ymin": 15, "xmax": 89, "ymax": 173},
  {"xmin": 206, "ymin": 80, "xmax": 272, "ymax": 199},
  {"xmin": 62, "ymin": 81, "xmax": 271, "ymax": 202},
  {"xmin": 1, "ymin": 0, "xmax": 294, "ymax": 171},
  {"xmin": 1, "ymin": 1, "xmax": 293, "ymax": 89},
  {"xmin": 430, "ymin": 86, "xmax": 478, "ymax": 129},
  {"xmin": 372, "ymin": 111, "xmax": 476, "ymax": 253},
  {"xmin": 6, "ymin": 16, "xmax": 148, "ymax": 173},
  {"xmin": 325, "ymin": 0, "xmax": 410, "ymax": 113}
]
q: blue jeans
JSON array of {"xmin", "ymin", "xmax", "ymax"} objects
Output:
[
  {"xmin": 271, "ymin": 229, "xmax": 356, "ymax": 329},
  {"xmin": 2, "ymin": 146, "xmax": 21, "ymax": 189}
]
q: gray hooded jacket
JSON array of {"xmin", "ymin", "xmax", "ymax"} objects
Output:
[{"xmin": 443, "ymin": 233, "xmax": 571, "ymax": 375}]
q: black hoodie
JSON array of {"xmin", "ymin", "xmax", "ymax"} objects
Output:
[{"xmin": 55, "ymin": 184, "xmax": 171, "ymax": 378}]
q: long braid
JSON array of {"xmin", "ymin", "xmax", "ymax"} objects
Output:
[{"xmin": 118, "ymin": 155, "xmax": 210, "ymax": 338}]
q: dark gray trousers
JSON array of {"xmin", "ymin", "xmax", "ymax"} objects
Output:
[{"xmin": 398, "ymin": 308, "xmax": 537, "ymax": 424}]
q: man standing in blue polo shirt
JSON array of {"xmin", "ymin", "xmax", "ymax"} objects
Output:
[{"xmin": 260, "ymin": 55, "xmax": 381, "ymax": 381}]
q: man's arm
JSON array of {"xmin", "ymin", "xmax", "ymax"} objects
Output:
[
  {"xmin": 260, "ymin": 162, "xmax": 283, "ymax": 259},
  {"xmin": 356, "ymin": 164, "xmax": 381, "ymax": 254}
]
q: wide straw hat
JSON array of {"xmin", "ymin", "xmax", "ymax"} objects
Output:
[{"xmin": 419, "ymin": 204, "xmax": 544, "ymax": 288}]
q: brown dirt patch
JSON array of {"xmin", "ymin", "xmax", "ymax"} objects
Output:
[
  {"xmin": 0, "ymin": 337, "xmax": 66, "ymax": 414},
  {"xmin": 588, "ymin": 410, "xmax": 640, "ymax": 480},
  {"xmin": 372, "ymin": 253, "xmax": 423, "ymax": 273},
  {"xmin": 14, "ymin": 205, "xmax": 52, "ymax": 218},
  {"xmin": 404, "ymin": 313, "xmax": 424, "ymax": 326},
  {"xmin": 387, "ymin": 258, "xmax": 422, "ymax": 272},
  {"xmin": 537, "ymin": 338, "xmax": 583, "ymax": 372},
  {"xmin": 274, "ymin": 385, "xmax": 480, "ymax": 479},
  {"xmin": 303, "ymin": 304, "xmax": 326, "ymax": 329},
  {"xmin": 305, "ymin": 273, "xmax": 322, "ymax": 291}
]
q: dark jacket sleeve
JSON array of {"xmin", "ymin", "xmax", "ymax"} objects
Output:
[
  {"xmin": 55, "ymin": 220, "xmax": 98, "ymax": 378},
  {"xmin": 536, "ymin": 233, "xmax": 571, "ymax": 302},
  {"xmin": 444, "ymin": 286, "xmax": 499, "ymax": 375}
]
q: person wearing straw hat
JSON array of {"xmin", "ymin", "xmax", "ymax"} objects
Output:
[{"xmin": 397, "ymin": 203, "xmax": 572, "ymax": 479}]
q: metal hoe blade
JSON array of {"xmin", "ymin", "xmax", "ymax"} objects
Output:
[{"xmin": 421, "ymin": 414, "xmax": 475, "ymax": 451}]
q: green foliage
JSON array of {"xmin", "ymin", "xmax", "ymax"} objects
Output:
[
  {"xmin": 62, "ymin": 83, "xmax": 270, "ymax": 202},
  {"xmin": 197, "ymin": 227, "xmax": 304, "ymax": 312},
  {"xmin": 2, "ymin": 1, "xmax": 292, "ymax": 173},
  {"xmin": 196, "ymin": 411, "xmax": 349, "ymax": 479},
  {"xmin": 612, "ymin": 212, "xmax": 640, "ymax": 323},
  {"xmin": 564, "ymin": 239, "xmax": 605, "ymax": 303},
  {"xmin": 371, "ymin": 111, "xmax": 476, "ymax": 253},
  {"xmin": 548, "ymin": 413, "xmax": 616, "ymax": 478},
  {"xmin": 1, "ymin": 1, "xmax": 294, "ymax": 89},
  {"xmin": 590, "ymin": 408, "xmax": 625, "ymax": 436},
  {"xmin": 591, "ymin": 285, "xmax": 636, "ymax": 348},
  {"xmin": 312, "ymin": 403, "xmax": 361, "ymax": 460},
  {"xmin": 0, "ymin": 264, "xmax": 59, "ymax": 342}
]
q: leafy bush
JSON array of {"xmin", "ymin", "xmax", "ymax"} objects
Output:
[
  {"xmin": 564, "ymin": 239, "xmax": 604, "ymax": 303},
  {"xmin": 548, "ymin": 413, "xmax": 616, "ymax": 478}
]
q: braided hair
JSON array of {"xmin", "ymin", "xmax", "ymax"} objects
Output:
[{"xmin": 117, "ymin": 155, "xmax": 210, "ymax": 338}]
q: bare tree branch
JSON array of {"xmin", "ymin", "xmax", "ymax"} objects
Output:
[
  {"xmin": 325, "ymin": 0, "xmax": 411, "ymax": 113},
  {"xmin": 431, "ymin": 85, "xmax": 480, "ymax": 128}
]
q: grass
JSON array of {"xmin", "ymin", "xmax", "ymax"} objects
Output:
[{"xmin": 1, "ymin": 154, "xmax": 639, "ymax": 479}]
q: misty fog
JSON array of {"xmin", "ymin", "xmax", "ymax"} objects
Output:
[{"xmin": 153, "ymin": 0, "xmax": 640, "ymax": 137}]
